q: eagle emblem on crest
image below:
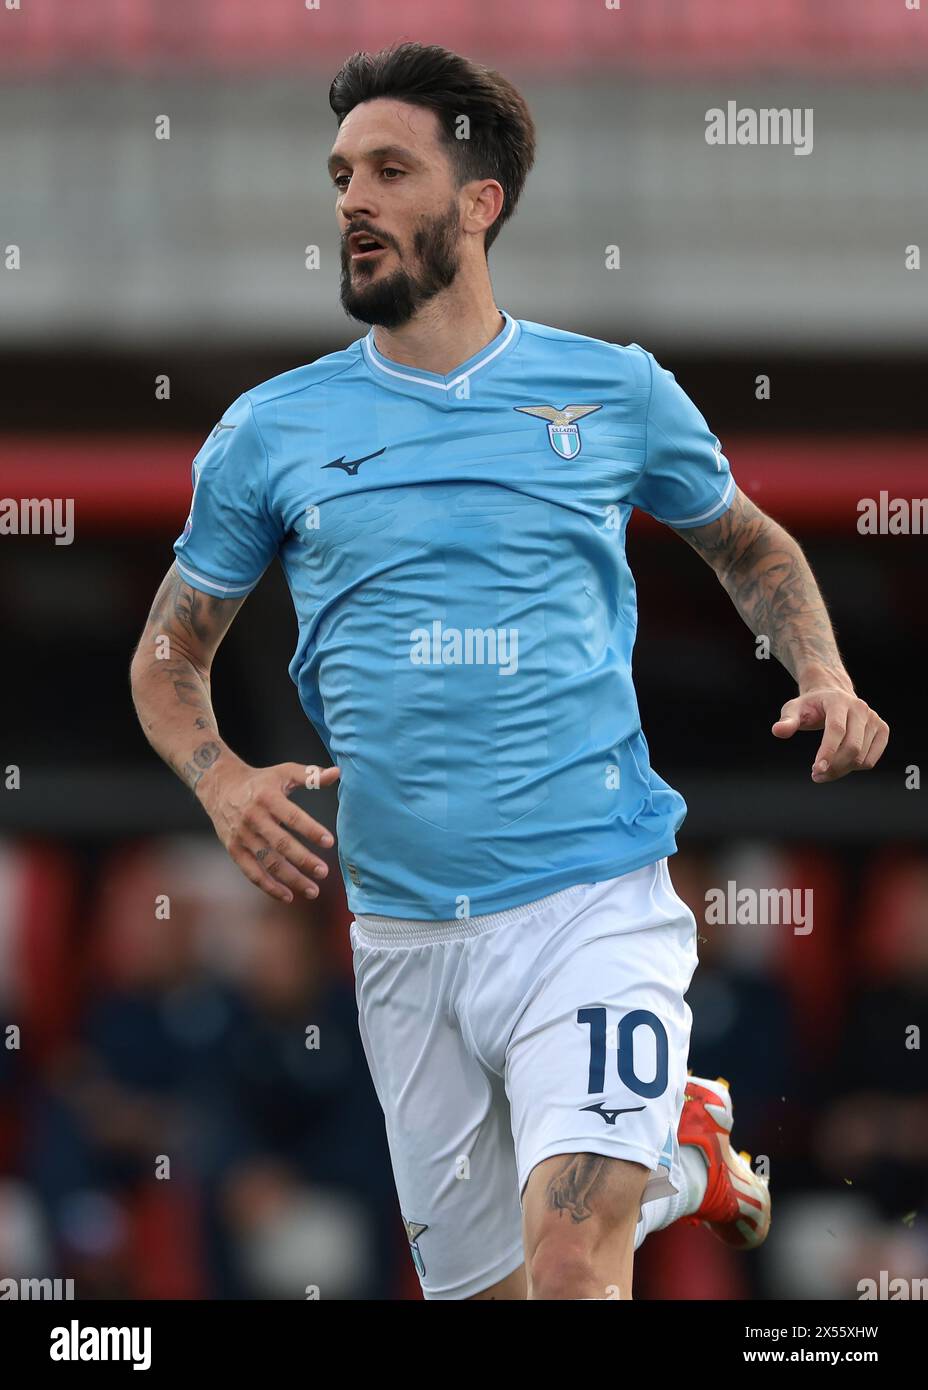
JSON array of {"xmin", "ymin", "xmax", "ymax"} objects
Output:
[{"xmin": 514, "ymin": 403, "xmax": 603, "ymax": 459}]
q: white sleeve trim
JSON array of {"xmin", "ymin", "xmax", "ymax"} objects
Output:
[
  {"xmin": 652, "ymin": 474, "xmax": 736, "ymax": 528},
  {"xmin": 173, "ymin": 557, "xmax": 260, "ymax": 598}
]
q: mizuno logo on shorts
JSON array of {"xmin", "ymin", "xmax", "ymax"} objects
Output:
[{"xmin": 580, "ymin": 1101, "xmax": 647, "ymax": 1125}]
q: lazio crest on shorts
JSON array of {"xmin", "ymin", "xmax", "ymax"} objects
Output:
[{"xmin": 402, "ymin": 1216, "xmax": 429, "ymax": 1277}]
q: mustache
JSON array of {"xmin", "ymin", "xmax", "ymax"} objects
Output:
[{"xmin": 342, "ymin": 223, "xmax": 397, "ymax": 253}]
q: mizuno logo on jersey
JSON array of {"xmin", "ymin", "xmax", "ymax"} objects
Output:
[
  {"xmin": 323, "ymin": 447, "xmax": 386, "ymax": 476},
  {"xmin": 514, "ymin": 403, "xmax": 602, "ymax": 460}
]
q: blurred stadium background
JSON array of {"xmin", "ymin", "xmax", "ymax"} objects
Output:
[{"xmin": 0, "ymin": 0, "xmax": 925, "ymax": 1300}]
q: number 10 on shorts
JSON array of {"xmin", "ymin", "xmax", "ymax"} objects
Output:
[{"xmin": 577, "ymin": 1007, "xmax": 669, "ymax": 1098}]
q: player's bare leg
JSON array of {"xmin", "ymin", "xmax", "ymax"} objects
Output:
[{"xmin": 521, "ymin": 1153, "xmax": 650, "ymax": 1300}]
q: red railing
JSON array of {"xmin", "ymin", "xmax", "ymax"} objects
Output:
[{"xmin": 0, "ymin": 435, "xmax": 924, "ymax": 530}]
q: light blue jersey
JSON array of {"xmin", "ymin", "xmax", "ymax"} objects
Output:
[{"xmin": 174, "ymin": 310, "xmax": 736, "ymax": 918}]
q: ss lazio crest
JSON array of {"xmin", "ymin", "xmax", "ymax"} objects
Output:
[
  {"xmin": 402, "ymin": 1216, "xmax": 429, "ymax": 1278},
  {"xmin": 514, "ymin": 403, "xmax": 602, "ymax": 459}
]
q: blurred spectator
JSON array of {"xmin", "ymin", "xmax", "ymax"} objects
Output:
[
  {"xmin": 13, "ymin": 840, "xmax": 398, "ymax": 1299},
  {"xmin": 815, "ymin": 853, "xmax": 928, "ymax": 1222}
]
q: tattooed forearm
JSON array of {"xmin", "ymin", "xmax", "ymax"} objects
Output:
[
  {"xmin": 720, "ymin": 535, "xmax": 844, "ymax": 681},
  {"xmin": 545, "ymin": 1155, "xmax": 608, "ymax": 1223},
  {"xmin": 676, "ymin": 489, "xmax": 852, "ymax": 691},
  {"xmin": 180, "ymin": 740, "xmax": 222, "ymax": 790},
  {"xmin": 130, "ymin": 564, "xmax": 246, "ymax": 796},
  {"xmin": 160, "ymin": 660, "xmax": 212, "ymax": 714}
]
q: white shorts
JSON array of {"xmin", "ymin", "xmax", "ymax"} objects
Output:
[{"xmin": 349, "ymin": 857, "xmax": 699, "ymax": 1300}]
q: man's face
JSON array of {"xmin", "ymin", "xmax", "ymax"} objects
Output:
[{"xmin": 328, "ymin": 99, "xmax": 464, "ymax": 328}]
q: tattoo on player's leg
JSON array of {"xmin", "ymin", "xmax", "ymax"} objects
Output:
[{"xmin": 545, "ymin": 1155, "xmax": 607, "ymax": 1223}]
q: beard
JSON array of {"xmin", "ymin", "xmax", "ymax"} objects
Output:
[{"xmin": 339, "ymin": 200, "xmax": 461, "ymax": 329}]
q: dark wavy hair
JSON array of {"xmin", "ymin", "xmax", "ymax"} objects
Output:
[{"xmin": 329, "ymin": 42, "xmax": 536, "ymax": 255}]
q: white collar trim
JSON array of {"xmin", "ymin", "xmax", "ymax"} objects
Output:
[{"xmin": 363, "ymin": 313, "xmax": 517, "ymax": 392}]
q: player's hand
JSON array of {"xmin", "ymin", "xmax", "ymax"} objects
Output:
[
  {"xmin": 771, "ymin": 690, "xmax": 889, "ymax": 783},
  {"xmin": 196, "ymin": 758, "xmax": 340, "ymax": 902}
]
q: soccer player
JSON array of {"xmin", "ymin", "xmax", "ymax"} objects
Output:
[{"xmin": 130, "ymin": 43, "xmax": 889, "ymax": 1300}]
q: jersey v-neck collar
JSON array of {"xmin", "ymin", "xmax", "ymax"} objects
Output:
[{"xmin": 360, "ymin": 309, "xmax": 520, "ymax": 400}]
